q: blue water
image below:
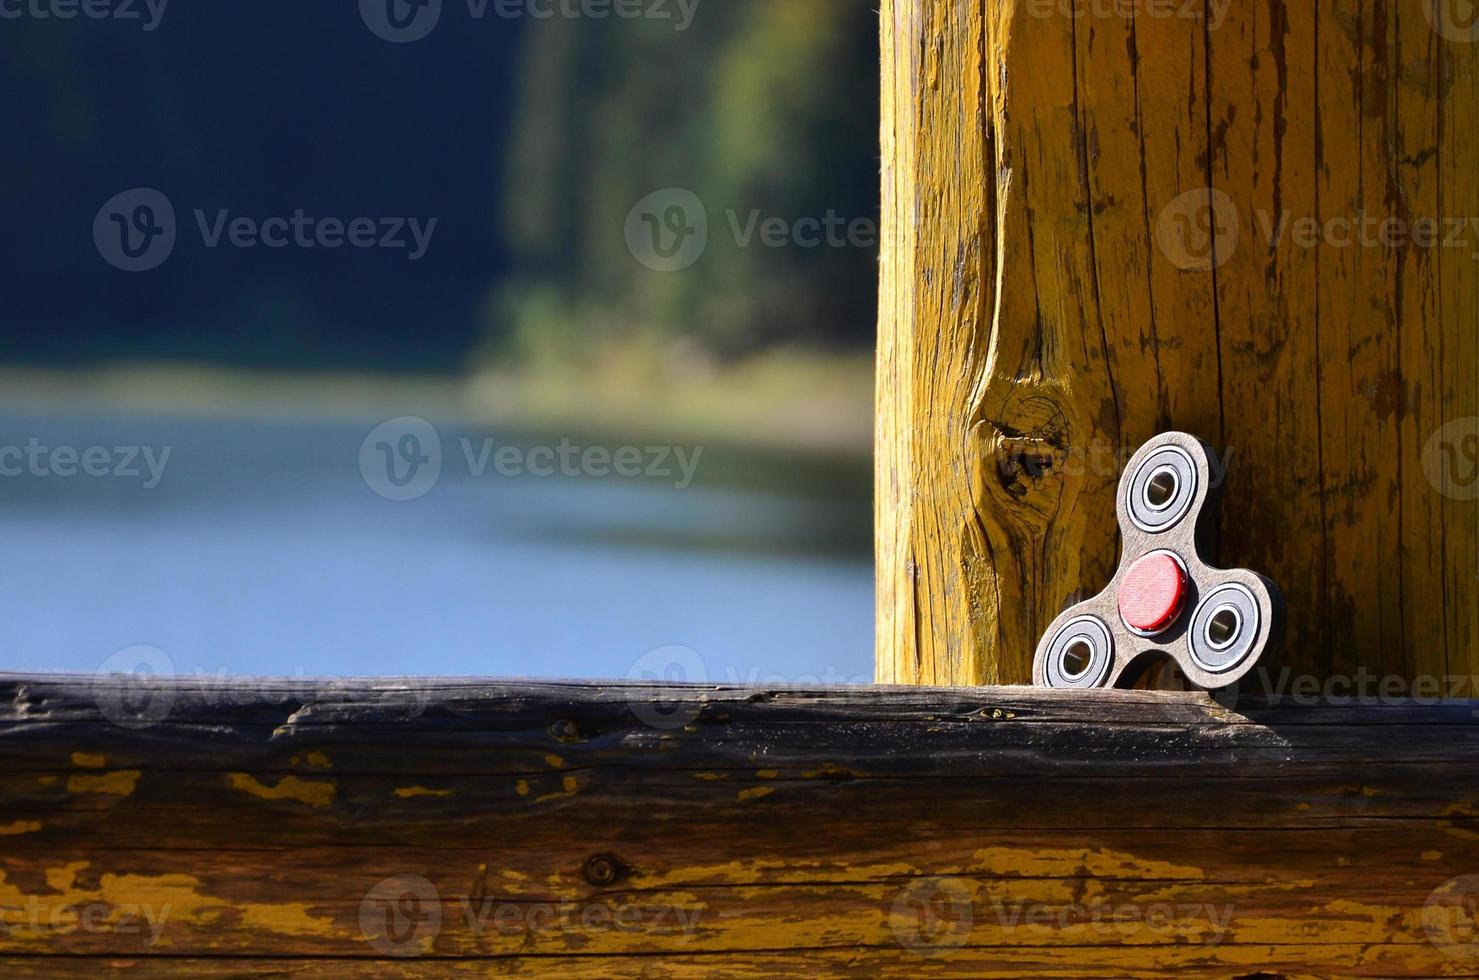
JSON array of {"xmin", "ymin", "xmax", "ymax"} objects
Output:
[{"xmin": 0, "ymin": 408, "xmax": 874, "ymax": 683}]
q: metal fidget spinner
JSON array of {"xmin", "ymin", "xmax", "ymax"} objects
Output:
[{"xmin": 1032, "ymin": 432, "xmax": 1284, "ymax": 692}]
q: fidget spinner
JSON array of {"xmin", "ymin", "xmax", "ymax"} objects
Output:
[{"xmin": 1032, "ymin": 432, "xmax": 1284, "ymax": 691}]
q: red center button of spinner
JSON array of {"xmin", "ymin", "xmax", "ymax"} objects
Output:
[{"xmin": 1118, "ymin": 553, "xmax": 1187, "ymax": 635}]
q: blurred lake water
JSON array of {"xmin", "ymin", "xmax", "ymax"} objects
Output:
[{"xmin": 0, "ymin": 407, "xmax": 873, "ymax": 683}]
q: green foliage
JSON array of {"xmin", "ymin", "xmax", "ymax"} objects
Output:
[{"xmin": 492, "ymin": 1, "xmax": 879, "ymax": 366}]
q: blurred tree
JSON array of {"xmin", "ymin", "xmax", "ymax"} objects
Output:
[
  {"xmin": 0, "ymin": 2, "xmax": 877, "ymax": 375},
  {"xmin": 493, "ymin": 0, "xmax": 879, "ymax": 369}
]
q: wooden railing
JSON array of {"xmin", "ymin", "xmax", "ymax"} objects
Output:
[{"xmin": 4, "ymin": 674, "xmax": 1479, "ymax": 976}]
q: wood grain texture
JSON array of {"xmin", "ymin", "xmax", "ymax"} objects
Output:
[
  {"xmin": 877, "ymin": 0, "xmax": 1479, "ymax": 687},
  {"xmin": 4, "ymin": 675, "xmax": 1479, "ymax": 976}
]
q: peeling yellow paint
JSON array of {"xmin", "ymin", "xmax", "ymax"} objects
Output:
[
  {"xmin": 515, "ymin": 779, "xmax": 530, "ymax": 797},
  {"xmin": 738, "ymin": 786, "xmax": 775, "ymax": 802},
  {"xmin": 532, "ymin": 774, "xmax": 585, "ymax": 804},
  {"xmin": 642, "ymin": 858, "xmax": 920, "ymax": 890},
  {"xmin": 67, "ymin": 771, "xmax": 140, "ymax": 796},
  {"xmin": 1440, "ymin": 803, "xmax": 1479, "ymax": 840},
  {"xmin": 237, "ymin": 902, "xmax": 337, "ymax": 938},
  {"xmin": 971, "ymin": 846, "xmax": 1206, "ymax": 882},
  {"xmin": 1422, "ymin": 850, "xmax": 1443, "ymax": 861},
  {"xmin": 695, "ymin": 772, "xmax": 727, "ymax": 781},
  {"xmin": 545, "ymin": 754, "xmax": 566, "ymax": 769},
  {"xmin": 0, "ymin": 821, "xmax": 41, "ymax": 836},
  {"xmin": 227, "ymin": 773, "xmax": 335, "ymax": 808},
  {"xmin": 45, "ymin": 863, "xmax": 88, "ymax": 892},
  {"xmin": 394, "ymin": 786, "xmax": 453, "ymax": 799},
  {"xmin": 756, "ymin": 770, "xmax": 779, "ymax": 779},
  {"xmin": 70, "ymin": 752, "xmax": 106, "ymax": 769},
  {"xmin": 801, "ymin": 763, "xmax": 866, "ymax": 780},
  {"xmin": 292, "ymin": 751, "xmax": 333, "ymax": 770},
  {"xmin": 0, "ymin": 867, "xmax": 223, "ymax": 950}
]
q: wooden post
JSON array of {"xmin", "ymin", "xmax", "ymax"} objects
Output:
[{"xmin": 878, "ymin": 0, "xmax": 1479, "ymax": 687}]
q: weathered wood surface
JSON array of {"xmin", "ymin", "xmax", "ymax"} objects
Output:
[
  {"xmin": 5, "ymin": 674, "xmax": 1479, "ymax": 976},
  {"xmin": 877, "ymin": 0, "xmax": 1479, "ymax": 686}
]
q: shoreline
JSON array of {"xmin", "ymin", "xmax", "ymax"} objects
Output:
[{"xmin": 0, "ymin": 355, "xmax": 874, "ymax": 460}]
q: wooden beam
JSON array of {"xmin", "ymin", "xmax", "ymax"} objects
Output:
[
  {"xmin": 4, "ymin": 674, "xmax": 1479, "ymax": 975},
  {"xmin": 877, "ymin": 0, "xmax": 1479, "ymax": 686}
]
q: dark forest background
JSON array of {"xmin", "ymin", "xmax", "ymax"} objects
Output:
[{"xmin": 0, "ymin": 1, "xmax": 880, "ymax": 378}]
